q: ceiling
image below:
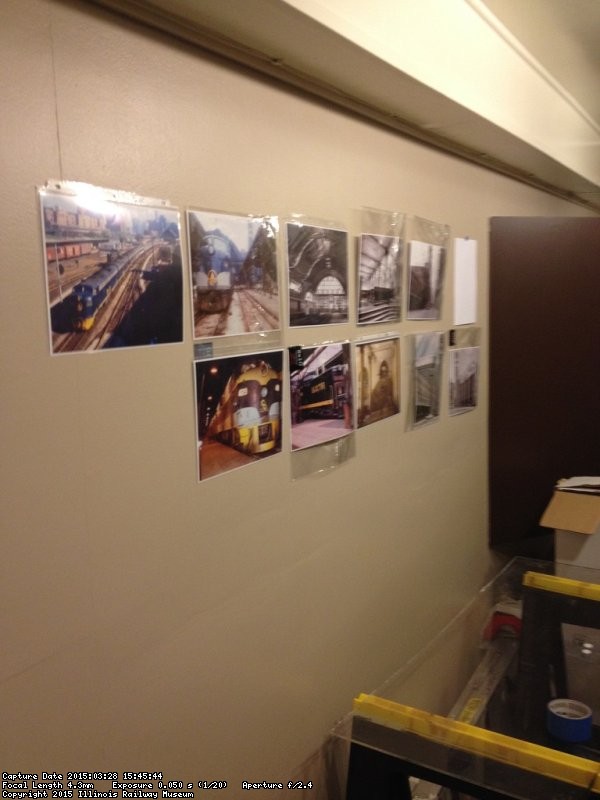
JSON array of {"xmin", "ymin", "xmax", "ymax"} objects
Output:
[
  {"xmin": 90, "ymin": 0, "xmax": 600, "ymax": 211},
  {"xmin": 483, "ymin": 0, "xmax": 600, "ymax": 125}
]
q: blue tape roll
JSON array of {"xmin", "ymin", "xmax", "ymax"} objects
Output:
[{"xmin": 546, "ymin": 699, "xmax": 592, "ymax": 743}]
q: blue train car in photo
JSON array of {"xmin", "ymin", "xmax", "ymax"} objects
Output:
[
  {"xmin": 72, "ymin": 259, "xmax": 126, "ymax": 331},
  {"xmin": 194, "ymin": 231, "xmax": 242, "ymax": 313}
]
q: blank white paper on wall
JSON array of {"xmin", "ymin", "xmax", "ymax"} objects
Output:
[{"xmin": 453, "ymin": 237, "xmax": 477, "ymax": 325}]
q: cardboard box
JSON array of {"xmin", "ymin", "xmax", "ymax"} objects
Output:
[
  {"xmin": 541, "ymin": 490, "xmax": 600, "ymax": 534},
  {"xmin": 540, "ymin": 489, "xmax": 600, "ymax": 568}
]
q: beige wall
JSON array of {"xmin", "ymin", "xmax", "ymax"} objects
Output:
[
  {"xmin": 0, "ymin": 0, "xmax": 593, "ymax": 792},
  {"xmin": 282, "ymin": 0, "xmax": 600, "ymax": 185}
]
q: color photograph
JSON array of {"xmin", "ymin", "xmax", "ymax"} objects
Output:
[
  {"xmin": 194, "ymin": 351, "xmax": 283, "ymax": 481},
  {"xmin": 289, "ymin": 343, "xmax": 353, "ymax": 450},
  {"xmin": 286, "ymin": 223, "xmax": 349, "ymax": 326},
  {"xmin": 355, "ymin": 336, "xmax": 400, "ymax": 428},
  {"xmin": 357, "ymin": 234, "xmax": 403, "ymax": 324},
  {"xmin": 187, "ymin": 209, "xmax": 280, "ymax": 339},
  {"xmin": 41, "ymin": 183, "xmax": 183, "ymax": 354},
  {"xmin": 407, "ymin": 240, "xmax": 446, "ymax": 320},
  {"xmin": 411, "ymin": 332, "xmax": 444, "ymax": 427},
  {"xmin": 449, "ymin": 346, "xmax": 479, "ymax": 415}
]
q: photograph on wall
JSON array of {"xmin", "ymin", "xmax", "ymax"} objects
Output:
[
  {"xmin": 411, "ymin": 332, "xmax": 444, "ymax": 427},
  {"xmin": 289, "ymin": 342, "xmax": 353, "ymax": 450},
  {"xmin": 286, "ymin": 222, "xmax": 349, "ymax": 327},
  {"xmin": 407, "ymin": 240, "xmax": 446, "ymax": 320},
  {"xmin": 194, "ymin": 350, "xmax": 283, "ymax": 481},
  {"xmin": 40, "ymin": 182, "xmax": 183, "ymax": 355},
  {"xmin": 357, "ymin": 234, "xmax": 403, "ymax": 324},
  {"xmin": 449, "ymin": 346, "xmax": 479, "ymax": 415},
  {"xmin": 187, "ymin": 209, "xmax": 280, "ymax": 339},
  {"xmin": 355, "ymin": 336, "xmax": 400, "ymax": 428}
]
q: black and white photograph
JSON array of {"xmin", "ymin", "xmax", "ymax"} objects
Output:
[
  {"xmin": 357, "ymin": 234, "xmax": 403, "ymax": 324},
  {"xmin": 449, "ymin": 346, "xmax": 479, "ymax": 415},
  {"xmin": 411, "ymin": 332, "xmax": 444, "ymax": 427},
  {"xmin": 194, "ymin": 350, "xmax": 283, "ymax": 481},
  {"xmin": 187, "ymin": 209, "xmax": 280, "ymax": 339},
  {"xmin": 407, "ymin": 240, "xmax": 446, "ymax": 320},
  {"xmin": 286, "ymin": 222, "xmax": 349, "ymax": 327},
  {"xmin": 41, "ymin": 183, "xmax": 183, "ymax": 354},
  {"xmin": 289, "ymin": 343, "xmax": 353, "ymax": 449},
  {"xmin": 355, "ymin": 337, "xmax": 400, "ymax": 428}
]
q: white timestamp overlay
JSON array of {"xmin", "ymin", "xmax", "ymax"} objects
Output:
[{"xmin": 2, "ymin": 774, "xmax": 314, "ymax": 797}]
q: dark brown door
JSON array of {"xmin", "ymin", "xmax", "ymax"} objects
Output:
[{"xmin": 489, "ymin": 217, "xmax": 600, "ymax": 555}]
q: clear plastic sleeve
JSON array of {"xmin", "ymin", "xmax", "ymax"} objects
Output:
[
  {"xmin": 406, "ymin": 215, "xmax": 451, "ymax": 321},
  {"xmin": 284, "ymin": 214, "xmax": 350, "ymax": 329},
  {"xmin": 407, "ymin": 330, "xmax": 444, "ymax": 429},
  {"xmin": 186, "ymin": 207, "xmax": 282, "ymax": 348},
  {"xmin": 356, "ymin": 207, "xmax": 406, "ymax": 326}
]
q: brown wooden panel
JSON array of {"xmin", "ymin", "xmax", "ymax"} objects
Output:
[{"xmin": 489, "ymin": 217, "xmax": 600, "ymax": 553}]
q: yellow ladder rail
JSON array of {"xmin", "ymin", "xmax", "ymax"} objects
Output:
[
  {"xmin": 353, "ymin": 693, "xmax": 600, "ymax": 793},
  {"xmin": 523, "ymin": 571, "xmax": 600, "ymax": 602}
]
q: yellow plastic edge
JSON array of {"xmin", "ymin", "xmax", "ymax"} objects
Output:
[
  {"xmin": 353, "ymin": 694, "xmax": 600, "ymax": 793},
  {"xmin": 523, "ymin": 571, "xmax": 600, "ymax": 602}
]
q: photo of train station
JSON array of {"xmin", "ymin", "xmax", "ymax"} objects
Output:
[
  {"xmin": 407, "ymin": 239, "xmax": 446, "ymax": 320},
  {"xmin": 449, "ymin": 346, "xmax": 480, "ymax": 415},
  {"xmin": 356, "ymin": 233, "xmax": 403, "ymax": 324},
  {"xmin": 41, "ymin": 184, "xmax": 183, "ymax": 354},
  {"xmin": 286, "ymin": 222, "xmax": 349, "ymax": 327},
  {"xmin": 188, "ymin": 209, "xmax": 280, "ymax": 339},
  {"xmin": 411, "ymin": 331, "xmax": 444, "ymax": 426}
]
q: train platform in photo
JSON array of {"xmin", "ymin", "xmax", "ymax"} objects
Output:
[{"xmin": 198, "ymin": 438, "xmax": 255, "ymax": 480}]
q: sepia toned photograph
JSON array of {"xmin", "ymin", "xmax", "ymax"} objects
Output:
[
  {"xmin": 357, "ymin": 234, "xmax": 403, "ymax": 324},
  {"xmin": 187, "ymin": 210, "xmax": 280, "ymax": 339},
  {"xmin": 286, "ymin": 223, "xmax": 349, "ymax": 327},
  {"xmin": 449, "ymin": 346, "xmax": 479, "ymax": 415},
  {"xmin": 194, "ymin": 350, "xmax": 283, "ymax": 481},
  {"xmin": 407, "ymin": 240, "xmax": 446, "ymax": 320},
  {"xmin": 41, "ymin": 183, "xmax": 183, "ymax": 355},
  {"xmin": 355, "ymin": 337, "xmax": 400, "ymax": 428},
  {"xmin": 289, "ymin": 342, "xmax": 353, "ymax": 450},
  {"xmin": 411, "ymin": 332, "xmax": 444, "ymax": 427}
]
